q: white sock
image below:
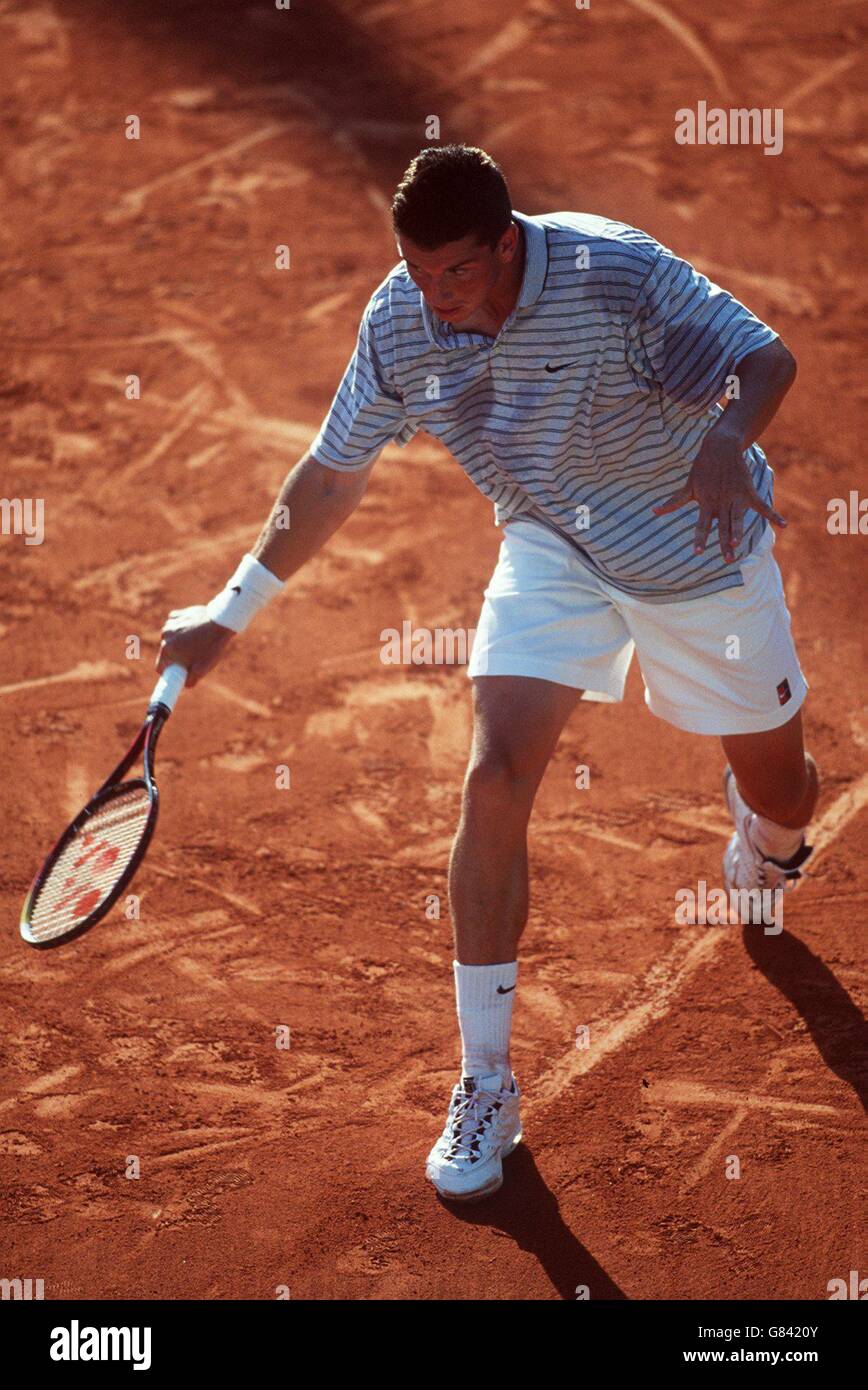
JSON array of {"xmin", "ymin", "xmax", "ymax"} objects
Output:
[
  {"xmin": 453, "ymin": 959, "xmax": 517, "ymax": 1089},
  {"xmin": 751, "ymin": 812, "xmax": 805, "ymax": 863}
]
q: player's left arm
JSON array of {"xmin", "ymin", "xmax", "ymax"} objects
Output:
[{"xmin": 652, "ymin": 338, "xmax": 797, "ymax": 563}]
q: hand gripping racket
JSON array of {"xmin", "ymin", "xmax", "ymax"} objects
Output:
[{"xmin": 19, "ymin": 664, "xmax": 188, "ymax": 948}]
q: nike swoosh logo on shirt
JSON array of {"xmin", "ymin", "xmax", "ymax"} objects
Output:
[
  {"xmin": 544, "ymin": 360, "xmax": 580, "ymax": 372},
  {"xmin": 496, "ymin": 984, "xmax": 516, "ymax": 994}
]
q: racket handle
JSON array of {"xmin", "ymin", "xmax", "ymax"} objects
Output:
[{"xmin": 148, "ymin": 663, "xmax": 188, "ymax": 715}]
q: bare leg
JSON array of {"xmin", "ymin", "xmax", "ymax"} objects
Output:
[
  {"xmin": 721, "ymin": 708, "xmax": 818, "ymax": 829},
  {"xmin": 449, "ymin": 675, "xmax": 582, "ymax": 964}
]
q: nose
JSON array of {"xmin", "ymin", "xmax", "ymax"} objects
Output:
[
  {"xmin": 416, "ymin": 270, "xmax": 448, "ymax": 300},
  {"xmin": 429, "ymin": 284, "xmax": 455, "ymax": 308}
]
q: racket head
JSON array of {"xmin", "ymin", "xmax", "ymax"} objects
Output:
[{"xmin": 20, "ymin": 776, "xmax": 159, "ymax": 948}]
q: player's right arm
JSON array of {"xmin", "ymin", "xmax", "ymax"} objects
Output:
[
  {"xmin": 250, "ymin": 447, "xmax": 375, "ymax": 582},
  {"xmin": 157, "ymin": 288, "xmax": 408, "ymax": 686},
  {"xmin": 155, "ymin": 448, "xmax": 376, "ymax": 686}
]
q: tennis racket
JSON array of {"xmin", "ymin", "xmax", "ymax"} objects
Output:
[{"xmin": 20, "ymin": 663, "xmax": 188, "ymax": 948}]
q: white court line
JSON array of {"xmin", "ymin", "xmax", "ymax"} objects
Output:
[
  {"xmin": 780, "ymin": 53, "xmax": 859, "ymax": 112},
  {"xmin": 564, "ymin": 825, "xmax": 644, "ymax": 853},
  {"xmin": 528, "ymin": 773, "xmax": 868, "ymax": 1111},
  {"xmin": 674, "ymin": 1050, "xmax": 842, "ymax": 1192},
  {"xmin": 808, "ymin": 776, "xmax": 868, "ymax": 856},
  {"xmin": 103, "ymin": 123, "xmax": 291, "ymax": 223},
  {"xmin": 201, "ymin": 681, "xmax": 273, "ymax": 720},
  {"xmin": 649, "ymin": 1080, "xmax": 843, "ymax": 1117},
  {"xmin": 0, "ymin": 661, "xmax": 125, "ymax": 699},
  {"xmin": 679, "ymin": 1108, "xmax": 747, "ymax": 1193},
  {"xmin": 111, "ymin": 383, "xmax": 212, "ymax": 488},
  {"xmin": 530, "ymin": 932, "xmax": 721, "ymax": 1108},
  {"xmin": 147, "ymin": 863, "xmax": 263, "ymax": 919},
  {"xmin": 623, "ymin": 0, "xmax": 733, "ymax": 99},
  {"xmin": 454, "ymin": 14, "xmax": 535, "ymax": 81}
]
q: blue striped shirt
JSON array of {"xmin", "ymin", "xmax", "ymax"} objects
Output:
[{"xmin": 310, "ymin": 209, "xmax": 780, "ymax": 602}]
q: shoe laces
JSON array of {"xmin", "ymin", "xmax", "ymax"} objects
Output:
[{"xmin": 443, "ymin": 1081, "xmax": 505, "ymax": 1163}]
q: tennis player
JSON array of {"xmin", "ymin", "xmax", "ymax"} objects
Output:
[{"xmin": 158, "ymin": 145, "xmax": 818, "ymax": 1203}]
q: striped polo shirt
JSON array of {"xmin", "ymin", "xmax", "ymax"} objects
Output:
[{"xmin": 310, "ymin": 209, "xmax": 780, "ymax": 603}]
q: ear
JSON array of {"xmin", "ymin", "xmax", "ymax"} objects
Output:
[{"xmin": 498, "ymin": 222, "xmax": 519, "ymax": 260}]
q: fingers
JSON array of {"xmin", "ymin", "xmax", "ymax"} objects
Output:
[
  {"xmin": 156, "ymin": 643, "xmax": 200, "ymax": 686},
  {"xmin": 747, "ymin": 488, "xmax": 787, "ymax": 529},
  {"xmin": 719, "ymin": 504, "xmax": 746, "ymax": 564},
  {"xmin": 181, "ymin": 654, "xmax": 224, "ymax": 690},
  {"xmin": 692, "ymin": 505, "xmax": 715, "ymax": 555},
  {"xmin": 161, "ymin": 610, "xmax": 190, "ymax": 634},
  {"xmin": 155, "ymin": 640, "xmax": 182, "ymax": 674},
  {"xmin": 652, "ymin": 485, "xmax": 692, "ymax": 516},
  {"xmin": 154, "ymin": 607, "xmax": 234, "ymax": 683},
  {"xmin": 717, "ymin": 506, "xmax": 733, "ymax": 564},
  {"xmin": 654, "ymin": 468, "xmax": 787, "ymax": 561},
  {"xmin": 155, "ymin": 626, "xmax": 184, "ymax": 673}
]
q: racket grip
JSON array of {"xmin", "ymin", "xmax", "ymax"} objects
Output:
[{"xmin": 148, "ymin": 663, "xmax": 188, "ymax": 715}]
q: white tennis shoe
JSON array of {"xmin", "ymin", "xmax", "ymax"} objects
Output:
[
  {"xmin": 426, "ymin": 1071, "xmax": 522, "ymax": 1202},
  {"xmin": 722, "ymin": 766, "xmax": 813, "ymax": 921}
]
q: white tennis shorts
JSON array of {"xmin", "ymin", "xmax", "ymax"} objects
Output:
[{"xmin": 467, "ymin": 519, "xmax": 808, "ymax": 736}]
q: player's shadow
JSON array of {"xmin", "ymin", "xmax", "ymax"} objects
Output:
[
  {"xmin": 438, "ymin": 1145, "xmax": 628, "ymax": 1301},
  {"xmin": 69, "ymin": 0, "xmax": 461, "ymax": 190},
  {"xmin": 742, "ymin": 924, "xmax": 868, "ymax": 1111}
]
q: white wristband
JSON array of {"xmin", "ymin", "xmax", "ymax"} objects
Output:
[{"xmin": 205, "ymin": 554, "xmax": 285, "ymax": 633}]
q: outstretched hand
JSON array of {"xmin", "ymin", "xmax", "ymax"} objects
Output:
[
  {"xmin": 156, "ymin": 604, "xmax": 235, "ymax": 689},
  {"xmin": 651, "ymin": 427, "xmax": 786, "ymax": 563}
]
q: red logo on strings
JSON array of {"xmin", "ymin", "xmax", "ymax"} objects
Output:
[{"xmin": 55, "ymin": 832, "xmax": 120, "ymax": 919}]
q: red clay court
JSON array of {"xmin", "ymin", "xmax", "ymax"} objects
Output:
[{"xmin": 0, "ymin": 0, "xmax": 865, "ymax": 1301}]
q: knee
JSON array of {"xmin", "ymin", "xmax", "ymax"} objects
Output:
[{"xmin": 462, "ymin": 744, "xmax": 543, "ymax": 815}]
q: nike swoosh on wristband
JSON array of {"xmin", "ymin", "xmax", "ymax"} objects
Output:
[{"xmin": 496, "ymin": 984, "xmax": 515, "ymax": 994}]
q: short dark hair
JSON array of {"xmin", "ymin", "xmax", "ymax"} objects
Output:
[{"xmin": 391, "ymin": 145, "xmax": 513, "ymax": 250}]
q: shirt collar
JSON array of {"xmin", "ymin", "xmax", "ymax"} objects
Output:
[{"xmin": 512, "ymin": 209, "xmax": 548, "ymax": 309}]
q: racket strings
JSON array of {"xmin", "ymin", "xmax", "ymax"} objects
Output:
[{"xmin": 27, "ymin": 784, "xmax": 153, "ymax": 943}]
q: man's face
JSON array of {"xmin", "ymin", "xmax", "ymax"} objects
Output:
[{"xmin": 397, "ymin": 224, "xmax": 519, "ymax": 324}]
